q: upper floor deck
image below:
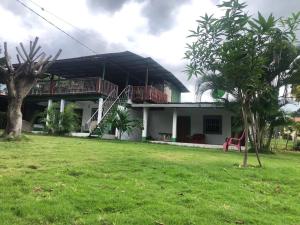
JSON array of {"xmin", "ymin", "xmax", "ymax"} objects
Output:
[{"xmin": 28, "ymin": 78, "xmax": 168, "ymax": 103}]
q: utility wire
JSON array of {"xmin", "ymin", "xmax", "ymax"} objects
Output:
[
  {"xmin": 24, "ymin": 0, "xmax": 81, "ymax": 31},
  {"xmin": 16, "ymin": 0, "xmax": 98, "ymax": 54}
]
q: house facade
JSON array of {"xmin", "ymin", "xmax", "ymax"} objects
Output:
[{"xmin": 0, "ymin": 51, "xmax": 232, "ymax": 145}]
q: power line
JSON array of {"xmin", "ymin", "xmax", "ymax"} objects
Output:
[
  {"xmin": 24, "ymin": 0, "xmax": 81, "ymax": 31},
  {"xmin": 16, "ymin": 0, "xmax": 98, "ymax": 54}
]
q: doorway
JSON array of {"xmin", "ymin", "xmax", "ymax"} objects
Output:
[
  {"xmin": 177, "ymin": 116, "xmax": 191, "ymax": 142},
  {"xmin": 74, "ymin": 108, "xmax": 83, "ymax": 132}
]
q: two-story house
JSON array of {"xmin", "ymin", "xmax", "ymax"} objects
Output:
[{"xmin": 0, "ymin": 51, "xmax": 233, "ymax": 144}]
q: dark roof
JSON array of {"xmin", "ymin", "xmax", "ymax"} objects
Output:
[{"xmin": 47, "ymin": 51, "xmax": 189, "ymax": 92}]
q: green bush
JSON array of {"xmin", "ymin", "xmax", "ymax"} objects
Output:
[
  {"xmin": 60, "ymin": 103, "xmax": 80, "ymax": 134},
  {"xmin": 44, "ymin": 103, "xmax": 79, "ymax": 135},
  {"xmin": 294, "ymin": 141, "xmax": 300, "ymax": 151},
  {"xmin": 107, "ymin": 107, "xmax": 142, "ymax": 139}
]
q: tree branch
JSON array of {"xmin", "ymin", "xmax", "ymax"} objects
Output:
[
  {"xmin": 29, "ymin": 37, "xmax": 39, "ymax": 58},
  {"xmin": 16, "ymin": 54, "xmax": 21, "ymax": 65},
  {"xmin": 20, "ymin": 42, "xmax": 30, "ymax": 61},
  {"xmin": 40, "ymin": 49, "xmax": 62, "ymax": 73},
  {"xmin": 4, "ymin": 42, "xmax": 14, "ymax": 73},
  {"xmin": 33, "ymin": 52, "xmax": 45, "ymax": 62},
  {"xmin": 16, "ymin": 46, "xmax": 26, "ymax": 62},
  {"xmin": 30, "ymin": 46, "xmax": 41, "ymax": 60}
]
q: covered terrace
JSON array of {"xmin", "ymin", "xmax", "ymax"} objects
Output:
[{"xmin": 28, "ymin": 51, "xmax": 188, "ymax": 103}]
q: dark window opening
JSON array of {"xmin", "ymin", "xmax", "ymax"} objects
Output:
[
  {"xmin": 91, "ymin": 108, "xmax": 98, "ymax": 118},
  {"xmin": 203, "ymin": 115, "xmax": 222, "ymax": 134}
]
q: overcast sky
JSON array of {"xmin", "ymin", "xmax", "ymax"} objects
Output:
[{"xmin": 0, "ymin": 0, "xmax": 299, "ymax": 106}]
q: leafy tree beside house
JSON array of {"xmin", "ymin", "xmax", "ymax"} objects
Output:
[
  {"xmin": 185, "ymin": 0, "xmax": 300, "ymax": 166},
  {"xmin": 292, "ymin": 85, "xmax": 300, "ymax": 101}
]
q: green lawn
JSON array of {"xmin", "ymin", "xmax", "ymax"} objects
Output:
[{"xmin": 0, "ymin": 135, "xmax": 300, "ymax": 225}]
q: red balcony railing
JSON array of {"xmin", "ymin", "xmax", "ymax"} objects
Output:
[
  {"xmin": 132, "ymin": 86, "xmax": 168, "ymax": 103},
  {"xmin": 29, "ymin": 78, "xmax": 118, "ymax": 97}
]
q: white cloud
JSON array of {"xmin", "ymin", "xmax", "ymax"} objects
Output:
[{"xmin": 0, "ymin": 0, "xmax": 299, "ymax": 104}]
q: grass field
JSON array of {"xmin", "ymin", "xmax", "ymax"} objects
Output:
[{"xmin": 0, "ymin": 135, "xmax": 300, "ymax": 225}]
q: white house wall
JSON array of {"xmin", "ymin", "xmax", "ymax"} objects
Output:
[
  {"xmin": 74, "ymin": 101, "xmax": 97, "ymax": 130},
  {"xmin": 146, "ymin": 107, "xmax": 232, "ymax": 145},
  {"xmin": 148, "ymin": 108, "xmax": 173, "ymax": 140}
]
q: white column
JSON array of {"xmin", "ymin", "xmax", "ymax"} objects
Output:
[
  {"xmin": 172, "ymin": 108, "xmax": 177, "ymax": 142},
  {"xmin": 46, "ymin": 99, "xmax": 52, "ymax": 126},
  {"xmin": 60, "ymin": 99, "xmax": 65, "ymax": 113},
  {"xmin": 97, "ymin": 98, "xmax": 103, "ymax": 123},
  {"xmin": 115, "ymin": 128, "xmax": 119, "ymax": 139},
  {"xmin": 142, "ymin": 107, "xmax": 148, "ymax": 141}
]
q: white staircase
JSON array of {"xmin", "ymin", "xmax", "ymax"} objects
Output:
[{"xmin": 86, "ymin": 86, "xmax": 132, "ymax": 135}]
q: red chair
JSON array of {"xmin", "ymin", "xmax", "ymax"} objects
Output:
[
  {"xmin": 190, "ymin": 133, "xmax": 205, "ymax": 144},
  {"xmin": 223, "ymin": 131, "xmax": 245, "ymax": 152}
]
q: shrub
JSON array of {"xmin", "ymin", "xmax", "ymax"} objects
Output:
[
  {"xmin": 59, "ymin": 103, "xmax": 79, "ymax": 134},
  {"xmin": 44, "ymin": 103, "xmax": 79, "ymax": 135},
  {"xmin": 294, "ymin": 141, "xmax": 300, "ymax": 151},
  {"xmin": 107, "ymin": 107, "xmax": 142, "ymax": 140}
]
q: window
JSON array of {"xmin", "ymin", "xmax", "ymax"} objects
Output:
[
  {"xmin": 91, "ymin": 108, "xmax": 98, "ymax": 117},
  {"xmin": 203, "ymin": 115, "xmax": 222, "ymax": 134}
]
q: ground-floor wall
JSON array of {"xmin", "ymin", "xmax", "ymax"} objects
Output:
[
  {"xmin": 126, "ymin": 107, "xmax": 232, "ymax": 145},
  {"xmin": 23, "ymin": 99, "xmax": 99, "ymax": 132},
  {"xmin": 16, "ymin": 97, "xmax": 232, "ymax": 145},
  {"xmin": 25, "ymin": 99, "xmax": 143, "ymax": 138}
]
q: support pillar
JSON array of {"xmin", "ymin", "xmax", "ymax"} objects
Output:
[
  {"xmin": 97, "ymin": 98, "xmax": 103, "ymax": 123},
  {"xmin": 115, "ymin": 128, "xmax": 119, "ymax": 139},
  {"xmin": 46, "ymin": 99, "xmax": 52, "ymax": 126},
  {"xmin": 172, "ymin": 108, "xmax": 177, "ymax": 142},
  {"xmin": 59, "ymin": 99, "xmax": 65, "ymax": 126},
  {"xmin": 60, "ymin": 99, "xmax": 65, "ymax": 113},
  {"xmin": 102, "ymin": 63, "xmax": 106, "ymax": 80},
  {"xmin": 144, "ymin": 59, "xmax": 149, "ymax": 102},
  {"xmin": 142, "ymin": 107, "xmax": 148, "ymax": 141}
]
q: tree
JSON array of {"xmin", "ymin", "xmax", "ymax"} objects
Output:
[
  {"xmin": 0, "ymin": 37, "xmax": 61, "ymax": 139},
  {"xmin": 292, "ymin": 85, "xmax": 300, "ymax": 101},
  {"xmin": 185, "ymin": 0, "xmax": 300, "ymax": 167},
  {"xmin": 108, "ymin": 107, "xmax": 142, "ymax": 140}
]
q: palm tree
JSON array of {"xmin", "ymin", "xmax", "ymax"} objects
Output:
[{"xmin": 108, "ymin": 107, "xmax": 142, "ymax": 140}]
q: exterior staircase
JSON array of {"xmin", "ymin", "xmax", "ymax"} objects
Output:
[{"xmin": 86, "ymin": 86, "xmax": 132, "ymax": 136}]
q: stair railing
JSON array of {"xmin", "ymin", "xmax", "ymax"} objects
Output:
[
  {"xmin": 85, "ymin": 85, "xmax": 132, "ymax": 132},
  {"xmin": 85, "ymin": 88, "xmax": 118, "ymax": 131}
]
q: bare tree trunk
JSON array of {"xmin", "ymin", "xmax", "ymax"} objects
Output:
[
  {"xmin": 293, "ymin": 131, "xmax": 298, "ymax": 150},
  {"xmin": 254, "ymin": 141, "xmax": 262, "ymax": 167},
  {"xmin": 3, "ymin": 96, "xmax": 23, "ymax": 138},
  {"xmin": 285, "ymin": 138, "xmax": 289, "ymax": 150},
  {"xmin": 242, "ymin": 107, "xmax": 249, "ymax": 167},
  {"xmin": 266, "ymin": 125, "xmax": 274, "ymax": 151},
  {"xmin": 0, "ymin": 37, "xmax": 62, "ymax": 140},
  {"xmin": 249, "ymin": 112, "xmax": 262, "ymax": 167}
]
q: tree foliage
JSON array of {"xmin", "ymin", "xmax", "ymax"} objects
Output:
[
  {"xmin": 107, "ymin": 107, "xmax": 142, "ymax": 140},
  {"xmin": 292, "ymin": 85, "xmax": 300, "ymax": 101},
  {"xmin": 44, "ymin": 103, "xmax": 79, "ymax": 135},
  {"xmin": 185, "ymin": 0, "xmax": 300, "ymax": 166}
]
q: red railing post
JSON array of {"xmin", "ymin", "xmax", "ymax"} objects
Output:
[{"xmin": 96, "ymin": 77, "xmax": 101, "ymax": 93}]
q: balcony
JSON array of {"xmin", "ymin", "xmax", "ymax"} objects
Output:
[
  {"xmin": 29, "ymin": 78, "xmax": 118, "ymax": 98},
  {"xmin": 131, "ymin": 86, "xmax": 168, "ymax": 103}
]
